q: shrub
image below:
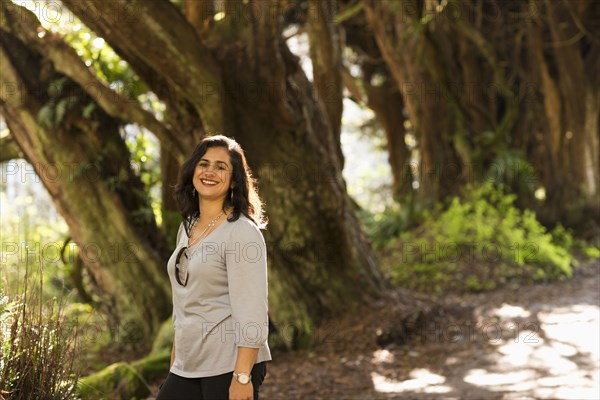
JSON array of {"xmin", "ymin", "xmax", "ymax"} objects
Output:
[
  {"xmin": 358, "ymin": 197, "xmax": 433, "ymax": 250},
  {"xmin": 0, "ymin": 257, "xmax": 80, "ymax": 399},
  {"xmin": 381, "ymin": 183, "xmax": 573, "ymax": 293}
]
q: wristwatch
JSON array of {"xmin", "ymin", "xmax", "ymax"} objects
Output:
[{"xmin": 233, "ymin": 371, "xmax": 252, "ymax": 384}]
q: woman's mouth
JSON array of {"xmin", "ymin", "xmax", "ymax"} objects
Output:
[{"xmin": 201, "ymin": 178, "xmax": 219, "ymax": 186}]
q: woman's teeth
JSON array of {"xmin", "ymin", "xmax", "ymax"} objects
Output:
[{"xmin": 201, "ymin": 179, "xmax": 218, "ymax": 185}]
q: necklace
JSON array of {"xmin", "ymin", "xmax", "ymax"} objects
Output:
[{"xmin": 188, "ymin": 211, "xmax": 224, "ymax": 247}]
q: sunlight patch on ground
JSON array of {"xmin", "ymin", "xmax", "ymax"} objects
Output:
[
  {"xmin": 464, "ymin": 368, "xmax": 537, "ymax": 387},
  {"xmin": 372, "ymin": 349, "xmax": 395, "ymax": 364},
  {"xmin": 492, "ymin": 303, "xmax": 531, "ymax": 318},
  {"xmin": 371, "ymin": 369, "xmax": 451, "ymax": 394},
  {"xmin": 538, "ymin": 305, "xmax": 600, "ymax": 359},
  {"xmin": 463, "ymin": 303, "xmax": 600, "ymax": 399}
]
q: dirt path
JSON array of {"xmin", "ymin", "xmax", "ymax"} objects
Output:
[{"xmin": 260, "ymin": 261, "xmax": 599, "ymax": 399}]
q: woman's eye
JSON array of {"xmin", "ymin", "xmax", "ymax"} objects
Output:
[{"xmin": 198, "ymin": 162, "xmax": 227, "ymax": 171}]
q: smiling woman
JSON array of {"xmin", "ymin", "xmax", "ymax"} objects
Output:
[
  {"xmin": 173, "ymin": 135, "xmax": 266, "ymax": 235},
  {"xmin": 157, "ymin": 135, "xmax": 270, "ymax": 400},
  {"xmin": 195, "ymin": 147, "xmax": 234, "ymax": 203}
]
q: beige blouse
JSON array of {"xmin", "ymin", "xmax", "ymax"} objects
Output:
[{"xmin": 167, "ymin": 215, "xmax": 271, "ymax": 378}]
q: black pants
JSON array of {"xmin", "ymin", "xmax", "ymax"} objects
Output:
[{"xmin": 156, "ymin": 362, "xmax": 267, "ymax": 400}]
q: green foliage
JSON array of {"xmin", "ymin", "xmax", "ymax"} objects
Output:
[
  {"xmin": 381, "ymin": 183, "xmax": 574, "ymax": 293},
  {"xmin": 570, "ymin": 237, "xmax": 600, "ymax": 260},
  {"xmin": 358, "ymin": 198, "xmax": 432, "ymax": 250},
  {"xmin": 37, "ymin": 77, "xmax": 81, "ymax": 129},
  {"xmin": 358, "ymin": 205, "xmax": 407, "ymax": 250},
  {"xmin": 76, "ymin": 362, "xmax": 149, "ymax": 400},
  {"xmin": 550, "ymin": 224, "xmax": 574, "ymax": 251},
  {"xmin": 150, "ymin": 317, "xmax": 173, "ymax": 355},
  {"xmin": 485, "ymin": 150, "xmax": 537, "ymax": 200},
  {"xmin": 126, "ymin": 131, "xmax": 160, "ymax": 192},
  {"xmin": 0, "ymin": 261, "xmax": 80, "ymax": 399},
  {"xmin": 0, "ymin": 189, "xmax": 72, "ymax": 302},
  {"xmin": 124, "ymin": 129, "xmax": 162, "ymax": 224},
  {"xmin": 64, "ymin": 26, "xmax": 146, "ymax": 99},
  {"xmin": 581, "ymin": 245, "xmax": 600, "ymax": 259},
  {"xmin": 82, "ymin": 103, "xmax": 97, "ymax": 118}
]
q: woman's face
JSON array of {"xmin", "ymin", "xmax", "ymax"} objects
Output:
[{"xmin": 192, "ymin": 146, "xmax": 233, "ymax": 203}]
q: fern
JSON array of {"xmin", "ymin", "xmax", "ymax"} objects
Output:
[
  {"xmin": 382, "ymin": 183, "xmax": 574, "ymax": 293},
  {"xmin": 37, "ymin": 102, "xmax": 56, "ymax": 128}
]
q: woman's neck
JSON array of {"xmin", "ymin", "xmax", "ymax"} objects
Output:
[{"xmin": 198, "ymin": 198, "xmax": 229, "ymax": 221}]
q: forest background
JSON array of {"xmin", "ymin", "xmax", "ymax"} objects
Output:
[{"xmin": 1, "ymin": 0, "xmax": 598, "ymax": 398}]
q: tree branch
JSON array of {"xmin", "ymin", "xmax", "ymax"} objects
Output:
[
  {"xmin": 185, "ymin": 0, "xmax": 214, "ymax": 36},
  {"xmin": 308, "ymin": 0, "xmax": 344, "ymax": 143},
  {"xmin": 61, "ymin": 0, "xmax": 224, "ymax": 132},
  {"xmin": 1, "ymin": 1, "xmax": 188, "ymax": 164},
  {"xmin": 334, "ymin": 0, "xmax": 364, "ymax": 24},
  {"xmin": 446, "ymin": 0, "xmax": 518, "ymax": 140},
  {"xmin": 341, "ymin": 66, "xmax": 365, "ymax": 105}
]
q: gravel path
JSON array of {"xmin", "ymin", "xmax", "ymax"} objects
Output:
[{"xmin": 261, "ymin": 261, "xmax": 600, "ymax": 399}]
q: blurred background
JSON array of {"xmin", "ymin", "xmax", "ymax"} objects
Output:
[{"xmin": 1, "ymin": 0, "xmax": 598, "ymax": 399}]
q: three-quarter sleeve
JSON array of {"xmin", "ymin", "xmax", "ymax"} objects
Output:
[
  {"xmin": 225, "ymin": 220, "xmax": 269, "ymax": 348},
  {"xmin": 172, "ymin": 222, "xmax": 185, "ymax": 328}
]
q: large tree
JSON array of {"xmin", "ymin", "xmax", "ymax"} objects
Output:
[
  {"xmin": 526, "ymin": 0, "xmax": 600, "ymax": 228},
  {"xmin": 0, "ymin": 6, "xmax": 173, "ymax": 340},
  {"xmin": 352, "ymin": 0, "xmax": 598, "ymax": 228},
  {"xmin": 1, "ymin": 0, "xmax": 387, "ymax": 345}
]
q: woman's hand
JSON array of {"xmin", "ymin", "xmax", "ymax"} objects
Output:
[{"xmin": 229, "ymin": 378, "xmax": 254, "ymax": 400}]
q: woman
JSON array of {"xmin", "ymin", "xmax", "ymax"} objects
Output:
[{"xmin": 156, "ymin": 135, "xmax": 271, "ymax": 400}]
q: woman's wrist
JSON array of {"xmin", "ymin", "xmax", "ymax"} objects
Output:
[
  {"xmin": 233, "ymin": 346, "xmax": 259, "ymax": 376},
  {"xmin": 232, "ymin": 371, "xmax": 252, "ymax": 384}
]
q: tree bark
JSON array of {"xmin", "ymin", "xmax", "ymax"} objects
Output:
[
  {"xmin": 524, "ymin": 0, "xmax": 600, "ymax": 228},
  {"xmin": 61, "ymin": 0, "xmax": 224, "ymax": 133},
  {"xmin": 0, "ymin": 134, "xmax": 23, "ymax": 162},
  {"xmin": 363, "ymin": 0, "xmax": 468, "ymax": 201},
  {"xmin": 3, "ymin": 0, "xmax": 388, "ymax": 346},
  {"xmin": 0, "ymin": 1, "xmax": 187, "ymax": 163},
  {"xmin": 308, "ymin": 0, "xmax": 345, "ymax": 169},
  {"xmin": 204, "ymin": 1, "xmax": 388, "ymax": 339},
  {"xmin": 544, "ymin": 0, "xmax": 599, "ymax": 201},
  {"xmin": 160, "ymin": 145, "xmax": 182, "ymax": 245},
  {"xmin": 0, "ymin": 11, "xmax": 171, "ymax": 342},
  {"xmin": 360, "ymin": 0, "xmax": 598, "ymax": 231},
  {"xmin": 342, "ymin": 19, "xmax": 414, "ymax": 200},
  {"xmin": 364, "ymin": 71, "xmax": 412, "ymax": 200}
]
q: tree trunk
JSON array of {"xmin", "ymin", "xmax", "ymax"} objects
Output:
[
  {"xmin": 308, "ymin": 0, "xmax": 345, "ymax": 169},
  {"xmin": 364, "ymin": 72, "xmax": 412, "ymax": 200},
  {"xmin": 3, "ymin": 0, "xmax": 388, "ymax": 346},
  {"xmin": 160, "ymin": 146, "xmax": 182, "ymax": 245},
  {"xmin": 359, "ymin": 0, "xmax": 598, "ymax": 232},
  {"xmin": 0, "ymin": 5, "xmax": 172, "ymax": 343},
  {"xmin": 363, "ymin": 0, "xmax": 469, "ymax": 202},
  {"xmin": 342, "ymin": 20, "xmax": 414, "ymax": 201},
  {"xmin": 542, "ymin": 0, "xmax": 600, "ymax": 227},
  {"xmin": 204, "ymin": 2, "xmax": 389, "ymax": 339},
  {"xmin": 522, "ymin": 0, "xmax": 600, "ymax": 231}
]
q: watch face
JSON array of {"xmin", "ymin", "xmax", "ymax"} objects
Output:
[{"xmin": 238, "ymin": 374, "xmax": 250, "ymax": 384}]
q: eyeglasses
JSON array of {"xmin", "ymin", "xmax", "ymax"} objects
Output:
[{"xmin": 175, "ymin": 246, "xmax": 189, "ymax": 287}]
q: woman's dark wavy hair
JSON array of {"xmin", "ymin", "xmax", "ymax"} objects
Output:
[{"xmin": 173, "ymin": 135, "xmax": 267, "ymax": 236}]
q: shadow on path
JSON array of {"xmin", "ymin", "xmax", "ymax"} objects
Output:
[{"xmin": 261, "ymin": 261, "xmax": 599, "ymax": 399}]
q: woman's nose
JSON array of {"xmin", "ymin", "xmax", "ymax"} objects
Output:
[{"xmin": 203, "ymin": 164, "xmax": 215, "ymax": 173}]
